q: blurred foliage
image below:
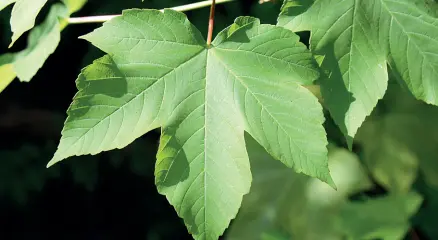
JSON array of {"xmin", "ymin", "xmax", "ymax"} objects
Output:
[
  {"xmin": 227, "ymin": 135, "xmax": 422, "ymax": 240},
  {"xmin": 0, "ymin": 0, "xmax": 438, "ymax": 239},
  {"xmin": 226, "ymin": 79, "xmax": 438, "ymax": 240}
]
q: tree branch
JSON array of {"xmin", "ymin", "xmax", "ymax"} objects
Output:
[{"xmin": 67, "ymin": 0, "xmax": 234, "ymax": 24}]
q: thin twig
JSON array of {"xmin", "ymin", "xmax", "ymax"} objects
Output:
[
  {"xmin": 206, "ymin": 0, "xmax": 216, "ymax": 46},
  {"xmin": 67, "ymin": 0, "xmax": 233, "ymax": 24}
]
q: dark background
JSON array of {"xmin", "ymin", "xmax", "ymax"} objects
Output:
[{"xmin": 0, "ymin": 0, "xmax": 283, "ymax": 239}]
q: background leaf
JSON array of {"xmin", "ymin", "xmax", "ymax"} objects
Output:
[
  {"xmin": 0, "ymin": 0, "xmax": 87, "ymax": 87},
  {"xmin": 357, "ymin": 81, "xmax": 438, "ymax": 191},
  {"xmin": 9, "ymin": 0, "xmax": 48, "ymax": 47},
  {"xmin": 229, "ymin": 135, "xmax": 422, "ymax": 240},
  {"xmin": 0, "ymin": 53, "xmax": 16, "ymax": 92},
  {"xmin": 0, "ymin": 0, "xmax": 16, "ymax": 11},
  {"xmin": 228, "ymin": 135, "xmax": 372, "ymax": 240},
  {"xmin": 278, "ymin": 0, "xmax": 438, "ymax": 144},
  {"xmin": 62, "ymin": 0, "xmax": 87, "ymax": 14},
  {"xmin": 12, "ymin": 3, "xmax": 67, "ymax": 81}
]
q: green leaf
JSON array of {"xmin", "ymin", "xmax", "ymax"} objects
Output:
[
  {"xmin": 48, "ymin": 9, "xmax": 332, "ymax": 239},
  {"xmin": 62, "ymin": 0, "xmax": 87, "ymax": 14},
  {"xmin": 12, "ymin": 3, "xmax": 67, "ymax": 81},
  {"xmin": 357, "ymin": 83, "xmax": 438, "ymax": 189},
  {"xmin": 356, "ymin": 115, "xmax": 419, "ymax": 193},
  {"xmin": 279, "ymin": 0, "xmax": 438, "ymax": 142},
  {"xmin": 0, "ymin": 54, "xmax": 16, "ymax": 93},
  {"xmin": 0, "ymin": 1, "xmax": 85, "ymax": 85},
  {"xmin": 228, "ymin": 136, "xmax": 372, "ymax": 240},
  {"xmin": 337, "ymin": 192, "xmax": 423, "ymax": 240},
  {"xmin": 0, "ymin": 0, "xmax": 16, "ymax": 11},
  {"xmin": 9, "ymin": 0, "xmax": 48, "ymax": 47}
]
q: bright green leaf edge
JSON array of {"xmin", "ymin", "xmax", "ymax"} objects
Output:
[{"xmin": 9, "ymin": 0, "xmax": 49, "ymax": 47}]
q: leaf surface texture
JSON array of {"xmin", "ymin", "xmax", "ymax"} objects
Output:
[{"xmin": 49, "ymin": 10, "xmax": 333, "ymax": 239}]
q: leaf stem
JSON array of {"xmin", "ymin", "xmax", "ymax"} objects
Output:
[
  {"xmin": 206, "ymin": 0, "xmax": 216, "ymax": 46},
  {"xmin": 67, "ymin": 0, "xmax": 233, "ymax": 24}
]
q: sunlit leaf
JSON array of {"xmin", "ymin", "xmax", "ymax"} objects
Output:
[
  {"xmin": 48, "ymin": 10, "xmax": 333, "ymax": 239},
  {"xmin": 0, "ymin": 1, "xmax": 87, "ymax": 86},
  {"xmin": 279, "ymin": 0, "xmax": 438, "ymax": 142},
  {"xmin": 9, "ymin": 0, "xmax": 48, "ymax": 47},
  {"xmin": 0, "ymin": 54, "xmax": 16, "ymax": 93},
  {"xmin": 62, "ymin": 0, "xmax": 87, "ymax": 14},
  {"xmin": 13, "ymin": 3, "xmax": 67, "ymax": 81},
  {"xmin": 0, "ymin": 0, "xmax": 16, "ymax": 11}
]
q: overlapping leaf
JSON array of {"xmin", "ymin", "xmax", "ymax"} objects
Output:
[
  {"xmin": 229, "ymin": 136, "xmax": 422, "ymax": 240},
  {"xmin": 48, "ymin": 9, "xmax": 333, "ymax": 240},
  {"xmin": 0, "ymin": 0, "xmax": 87, "ymax": 92},
  {"xmin": 338, "ymin": 192, "xmax": 423, "ymax": 240},
  {"xmin": 7, "ymin": 0, "xmax": 48, "ymax": 47},
  {"xmin": 0, "ymin": 54, "xmax": 15, "ymax": 93},
  {"xmin": 357, "ymin": 82, "xmax": 438, "ymax": 191},
  {"xmin": 12, "ymin": 3, "xmax": 67, "ymax": 81},
  {"xmin": 278, "ymin": 0, "xmax": 438, "ymax": 142}
]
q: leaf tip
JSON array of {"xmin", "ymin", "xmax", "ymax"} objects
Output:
[
  {"xmin": 325, "ymin": 175, "xmax": 337, "ymax": 190},
  {"xmin": 78, "ymin": 33, "xmax": 89, "ymax": 41},
  {"xmin": 9, "ymin": 33, "xmax": 20, "ymax": 48},
  {"xmin": 46, "ymin": 158, "xmax": 59, "ymax": 168}
]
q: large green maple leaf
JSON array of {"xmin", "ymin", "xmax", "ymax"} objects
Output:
[
  {"xmin": 48, "ymin": 9, "xmax": 333, "ymax": 239},
  {"xmin": 278, "ymin": 0, "xmax": 438, "ymax": 141}
]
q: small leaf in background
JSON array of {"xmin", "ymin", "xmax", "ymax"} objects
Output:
[
  {"xmin": 228, "ymin": 135, "xmax": 372, "ymax": 240},
  {"xmin": 357, "ymin": 82, "xmax": 438, "ymax": 191},
  {"xmin": 13, "ymin": 3, "xmax": 68, "ymax": 81},
  {"xmin": 0, "ymin": 54, "xmax": 16, "ymax": 93},
  {"xmin": 9, "ymin": 0, "xmax": 48, "ymax": 47},
  {"xmin": 48, "ymin": 9, "xmax": 332, "ymax": 239},
  {"xmin": 0, "ymin": 0, "xmax": 88, "ymax": 89},
  {"xmin": 278, "ymin": 0, "xmax": 438, "ymax": 144},
  {"xmin": 356, "ymin": 116, "xmax": 419, "ymax": 193},
  {"xmin": 337, "ymin": 192, "xmax": 423, "ymax": 240}
]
